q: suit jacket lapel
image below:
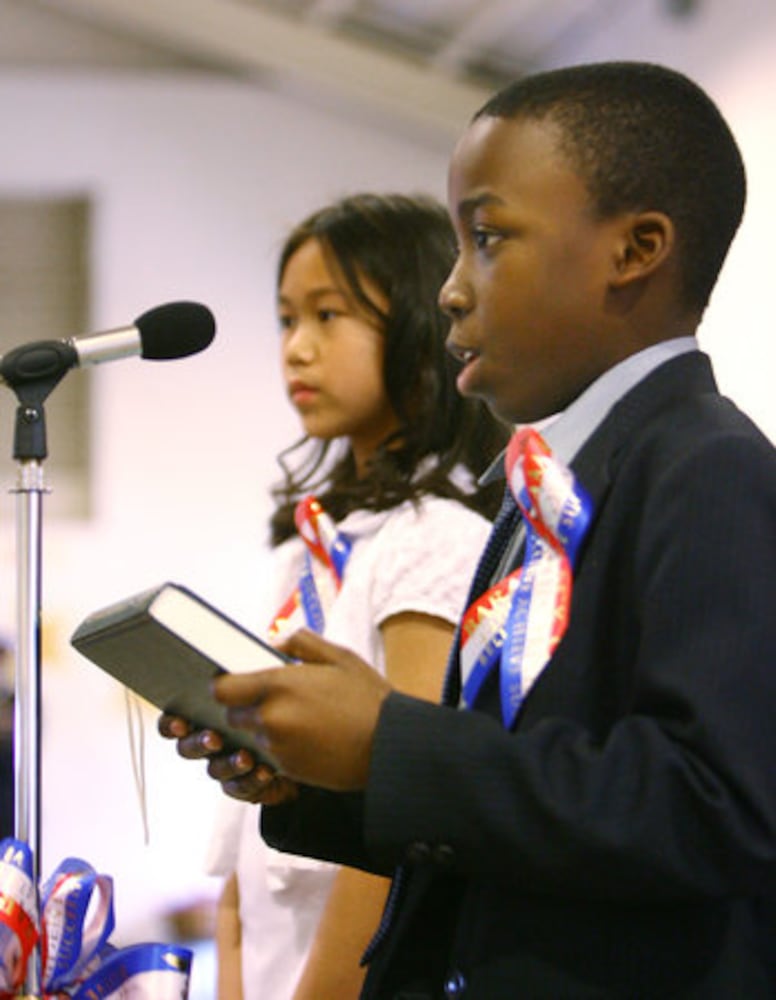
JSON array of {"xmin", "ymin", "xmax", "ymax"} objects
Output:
[
  {"xmin": 571, "ymin": 350, "xmax": 718, "ymax": 511},
  {"xmin": 442, "ymin": 351, "xmax": 719, "ymax": 709}
]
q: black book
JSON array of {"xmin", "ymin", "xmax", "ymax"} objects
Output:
[{"xmin": 70, "ymin": 582, "xmax": 291, "ymax": 763}]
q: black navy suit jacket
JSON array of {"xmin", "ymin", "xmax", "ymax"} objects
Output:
[{"xmin": 263, "ymin": 352, "xmax": 776, "ymax": 998}]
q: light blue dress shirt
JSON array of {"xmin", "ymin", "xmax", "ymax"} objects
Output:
[{"xmin": 484, "ymin": 337, "xmax": 700, "ymax": 579}]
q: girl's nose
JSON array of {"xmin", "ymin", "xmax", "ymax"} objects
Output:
[{"xmin": 283, "ymin": 321, "xmax": 317, "ymax": 363}]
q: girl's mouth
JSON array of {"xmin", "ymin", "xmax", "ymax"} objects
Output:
[{"xmin": 288, "ymin": 380, "xmax": 319, "ymax": 406}]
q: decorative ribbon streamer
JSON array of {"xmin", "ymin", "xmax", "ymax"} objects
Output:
[
  {"xmin": 0, "ymin": 838, "xmax": 192, "ymax": 999},
  {"xmin": 460, "ymin": 429, "xmax": 593, "ymax": 727},
  {"xmin": 0, "ymin": 840, "xmax": 37, "ymax": 996},
  {"xmin": 40, "ymin": 856, "xmax": 115, "ymax": 994},
  {"xmin": 70, "ymin": 942, "xmax": 192, "ymax": 1000},
  {"xmin": 268, "ymin": 495, "xmax": 352, "ymax": 639},
  {"xmin": 459, "ymin": 568, "xmax": 523, "ymax": 713}
]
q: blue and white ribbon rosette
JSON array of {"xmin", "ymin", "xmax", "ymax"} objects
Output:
[{"xmin": 0, "ymin": 838, "xmax": 192, "ymax": 999}]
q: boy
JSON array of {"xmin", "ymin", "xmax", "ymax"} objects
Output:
[{"xmin": 171, "ymin": 62, "xmax": 776, "ymax": 996}]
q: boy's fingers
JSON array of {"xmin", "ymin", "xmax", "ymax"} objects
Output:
[
  {"xmin": 212, "ymin": 670, "xmax": 279, "ymax": 706},
  {"xmin": 276, "ymin": 627, "xmax": 354, "ymax": 666}
]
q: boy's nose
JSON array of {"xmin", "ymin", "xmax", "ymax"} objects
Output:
[{"xmin": 439, "ymin": 275, "xmax": 472, "ymax": 321}]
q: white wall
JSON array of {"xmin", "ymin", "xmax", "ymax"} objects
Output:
[
  {"xmin": 0, "ymin": 71, "xmax": 450, "ymax": 948},
  {"xmin": 0, "ymin": 7, "xmax": 774, "ymax": 966},
  {"xmin": 547, "ymin": 0, "xmax": 776, "ymax": 439},
  {"xmin": 695, "ymin": 34, "xmax": 776, "ymax": 437}
]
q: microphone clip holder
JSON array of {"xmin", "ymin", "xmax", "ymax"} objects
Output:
[{"xmin": 1, "ymin": 340, "xmax": 77, "ymax": 462}]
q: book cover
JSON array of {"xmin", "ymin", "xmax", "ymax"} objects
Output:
[{"xmin": 70, "ymin": 582, "xmax": 289, "ymax": 763}]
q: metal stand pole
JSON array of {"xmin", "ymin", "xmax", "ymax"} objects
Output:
[
  {"xmin": 1, "ymin": 343, "xmax": 74, "ymax": 1000},
  {"xmin": 12, "ymin": 459, "xmax": 45, "ymax": 999}
]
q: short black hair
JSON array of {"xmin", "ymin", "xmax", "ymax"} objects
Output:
[
  {"xmin": 476, "ymin": 61, "xmax": 746, "ymax": 312},
  {"xmin": 270, "ymin": 193, "xmax": 509, "ymax": 543}
]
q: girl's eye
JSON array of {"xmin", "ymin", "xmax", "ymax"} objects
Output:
[
  {"xmin": 278, "ymin": 314, "xmax": 294, "ymax": 331},
  {"xmin": 317, "ymin": 308, "xmax": 341, "ymax": 322}
]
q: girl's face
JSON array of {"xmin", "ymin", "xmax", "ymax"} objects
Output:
[{"xmin": 278, "ymin": 237, "xmax": 399, "ymax": 473}]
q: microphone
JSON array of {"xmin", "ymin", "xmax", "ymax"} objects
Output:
[{"xmin": 0, "ymin": 301, "xmax": 216, "ymax": 388}]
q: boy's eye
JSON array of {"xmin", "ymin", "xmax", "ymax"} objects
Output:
[
  {"xmin": 472, "ymin": 227, "xmax": 501, "ymax": 250},
  {"xmin": 278, "ymin": 313, "xmax": 294, "ymax": 331}
]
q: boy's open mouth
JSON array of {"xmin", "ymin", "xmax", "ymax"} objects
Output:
[{"xmin": 447, "ymin": 342, "xmax": 480, "ymax": 366}]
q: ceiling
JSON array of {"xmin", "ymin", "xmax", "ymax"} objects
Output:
[{"xmin": 0, "ymin": 0, "xmax": 765, "ymax": 142}]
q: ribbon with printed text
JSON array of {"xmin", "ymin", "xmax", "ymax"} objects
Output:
[
  {"xmin": 460, "ymin": 428, "xmax": 592, "ymax": 727},
  {"xmin": 0, "ymin": 838, "xmax": 192, "ymax": 999},
  {"xmin": 267, "ymin": 496, "xmax": 352, "ymax": 639}
]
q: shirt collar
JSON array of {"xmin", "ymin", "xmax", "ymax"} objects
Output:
[{"xmin": 480, "ymin": 336, "xmax": 699, "ymax": 484}]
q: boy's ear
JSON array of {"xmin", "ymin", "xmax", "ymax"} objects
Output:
[{"xmin": 611, "ymin": 211, "xmax": 675, "ymax": 287}]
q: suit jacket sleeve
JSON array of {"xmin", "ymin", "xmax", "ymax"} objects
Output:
[{"xmin": 261, "ymin": 785, "xmax": 399, "ymax": 877}]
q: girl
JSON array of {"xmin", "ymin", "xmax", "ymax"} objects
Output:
[{"xmin": 197, "ymin": 193, "xmax": 509, "ymax": 999}]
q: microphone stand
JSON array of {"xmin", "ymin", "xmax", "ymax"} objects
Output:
[{"xmin": 2, "ymin": 342, "xmax": 75, "ymax": 1000}]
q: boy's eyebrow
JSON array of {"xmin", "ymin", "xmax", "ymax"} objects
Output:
[{"xmin": 456, "ymin": 192, "xmax": 506, "ymax": 219}]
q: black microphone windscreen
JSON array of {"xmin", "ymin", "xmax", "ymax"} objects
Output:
[{"xmin": 134, "ymin": 301, "xmax": 216, "ymax": 360}]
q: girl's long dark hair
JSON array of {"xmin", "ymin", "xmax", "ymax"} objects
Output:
[{"xmin": 270, "ymin": 193, "xmax": 510, "ymax": 545}]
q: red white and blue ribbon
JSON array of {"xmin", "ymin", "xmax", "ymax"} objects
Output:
[
  {"xmin": 68, "ymin": 942, "xmax": 192, "ymax": 999},
  {"xmin": 0, "ymin": 838, "xmax": 192, "ymax": 999},
  {"xmin": 40, "ymin": 855, "xmax": 115, "ymax": 993},
  {"xmin": 267, "ymin": 496, "xmax": 352, "ymax": 639},
  {"xmin": 460, "ymin": 428, "xmax": 592, "ymax": 727},
  {"xmin": 0, "ymin": 840, "xmax": 37, "ymax": 995}
]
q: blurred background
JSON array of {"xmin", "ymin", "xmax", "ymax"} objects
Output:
[{"xmin": 0, "ymin": 1, "xmax": 773, "ymax": 995}]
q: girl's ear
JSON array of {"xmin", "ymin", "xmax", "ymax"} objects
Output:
[{"xmin": 611, "ymin": 211, "xmax": 675, "ymax": 288}]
